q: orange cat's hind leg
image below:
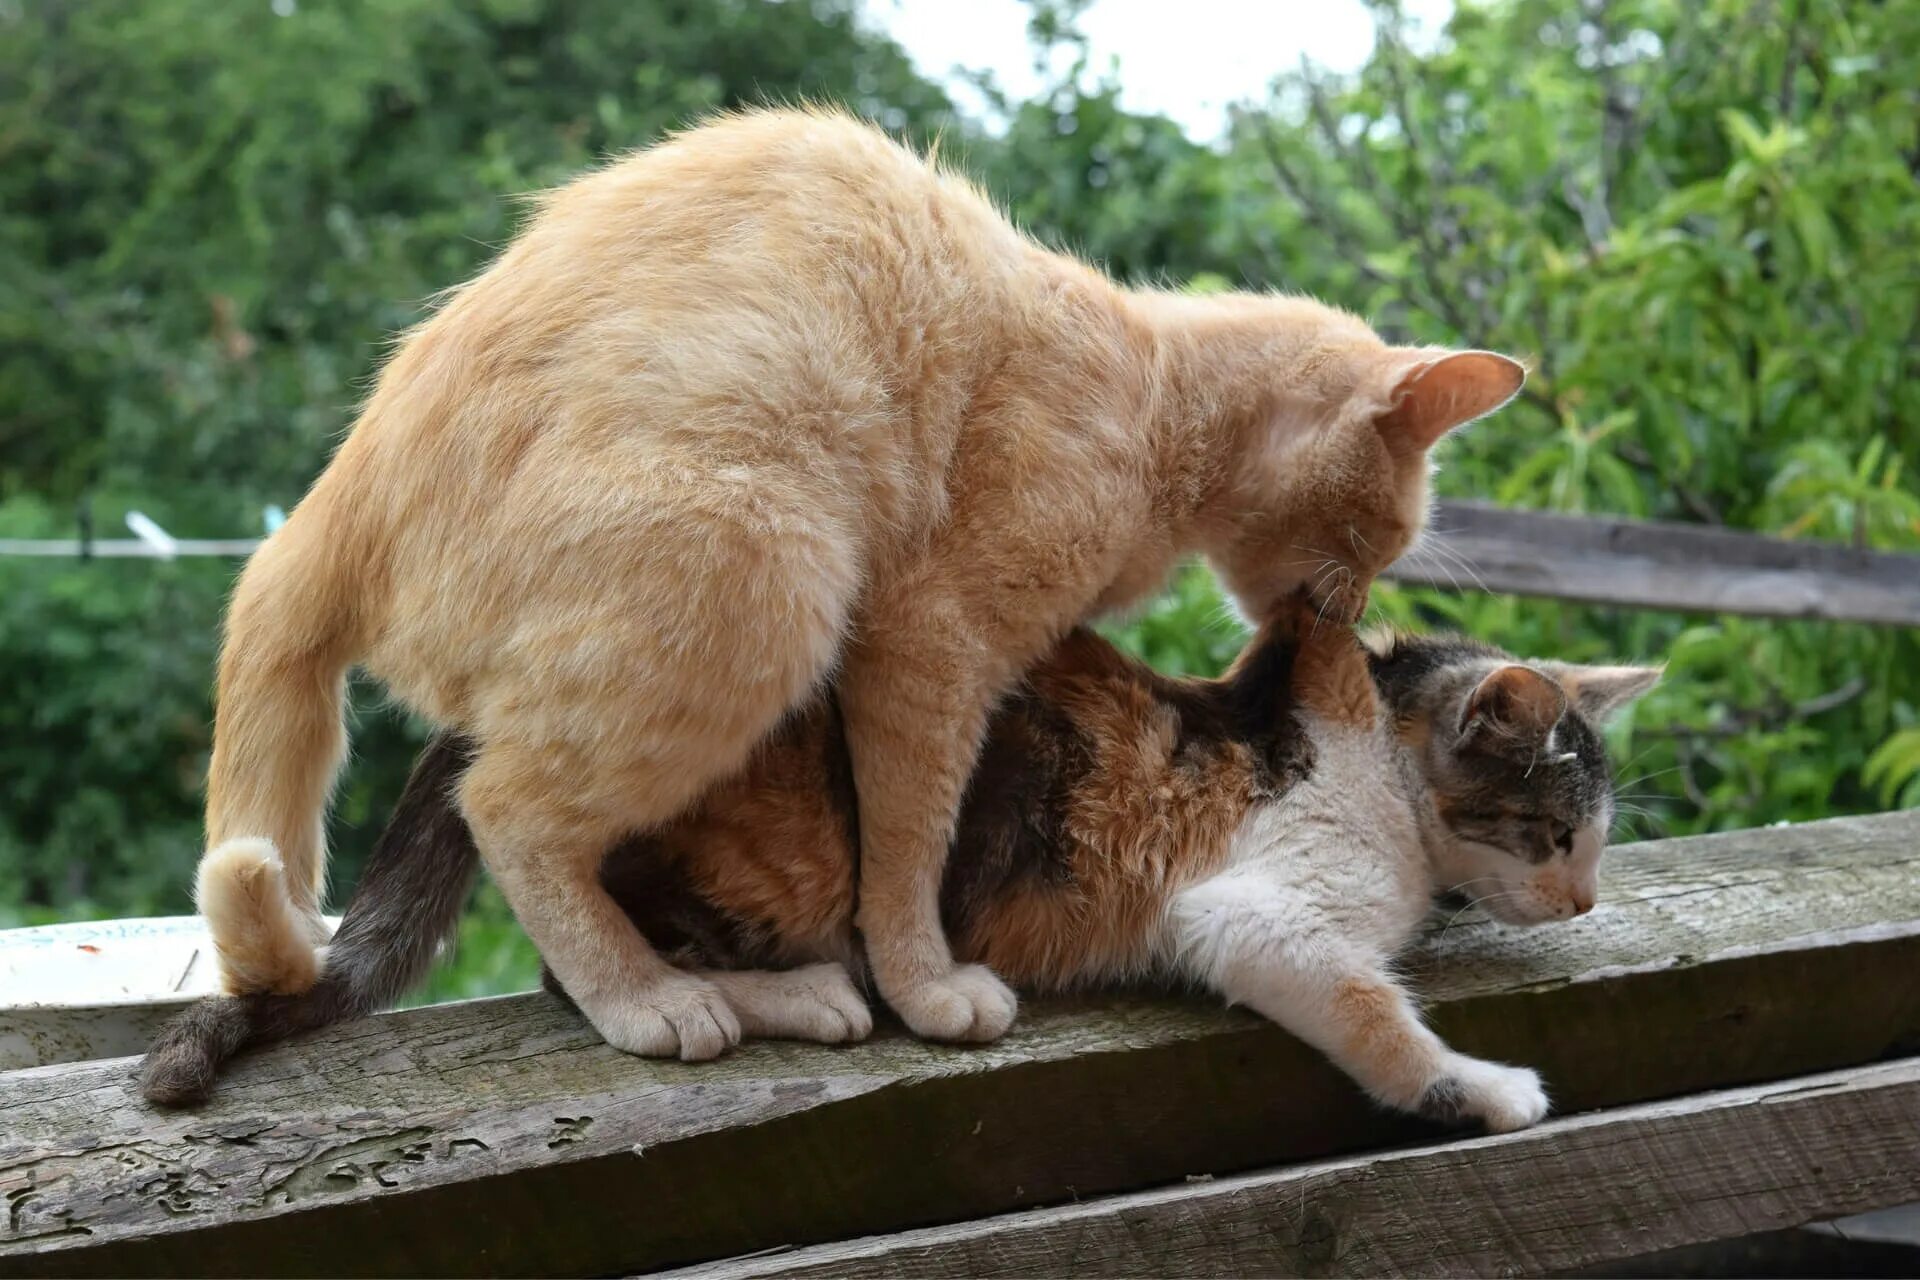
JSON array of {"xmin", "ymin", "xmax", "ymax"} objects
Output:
[
  {"xmin": 462, "ymin": 747, "xmax": 742, "ymax": 1059},
  {"xmin": 455, "ymin": 453, "xmax": 864, "ymax": 1058}
]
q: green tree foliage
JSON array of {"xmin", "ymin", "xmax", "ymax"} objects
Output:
[
  {"xmin": 1, "ymin": 0, "xmax": 955, "ymax": 505},
  {"xmin": 3, "ymin": 1, "xmax": 1915, "ymax": 997},
  {"xmin": 0, "ymin": 0, "xmax": 956, "ymax": 940},
  {"xmin": 1216, "ymin": 0, "xmax": 1920, "ymax": 830}
]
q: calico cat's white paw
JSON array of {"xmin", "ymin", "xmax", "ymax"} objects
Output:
[
  {"xmin": 591, "ymin": 974, "xmax": 743, "ymax": 1062},
  {"xmin": 1424, "ymin": 1056, "xmax": 1549, "ymax": 1133},
  {"xmin": 890, "ymin": 964, "xmax": 1018, "ymax": 1043},
  {"xmin": 746, "ymin": 963, "xmax": 875, "ymax": 1043}
]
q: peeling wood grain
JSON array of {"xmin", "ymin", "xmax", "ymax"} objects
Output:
[
  {"xmin": 1392, "ymin": 501, "xmax": 1920, "ymax": 625},
  {"xmin": 667, "ymin": 1058, "xmax": 1920, "ymax": 1279},
  {"xmin": 1, "ymin": 811, "xmax": 1918, "ymax": 1277}
]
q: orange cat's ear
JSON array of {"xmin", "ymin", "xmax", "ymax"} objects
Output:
[{"xmin": 1376, "ymin": 350, "xmax": 1526, "ymax": 451}]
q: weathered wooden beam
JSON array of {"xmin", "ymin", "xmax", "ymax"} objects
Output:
[
  {"xmin": 2, "ymin": 811, "xmax": 1917, "ymax": 1278},
  {"xmin": 667, "ymin": 1057, "xmax": 1920, "ymax": 1279},
  {"xmin": 1393, "ymin": 501, "xmax": 1920, "ymax": 625}
]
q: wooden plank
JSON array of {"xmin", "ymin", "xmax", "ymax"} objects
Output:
[
  {"xmin": 1, "ymin": 811, "xmax": 1918, "ymax": 1278},
  {"xmin": 668, "ymin": 1058, "xmax": 1920, "ymax": 1279},
  {"xmin": 1392, "ymin": 501, "xmax": 1920, "ymax": 625}
]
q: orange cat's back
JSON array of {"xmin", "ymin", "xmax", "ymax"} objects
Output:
[{"xmin": 347, "ymin": 109, "xmax": 1058, "ymax": 720}]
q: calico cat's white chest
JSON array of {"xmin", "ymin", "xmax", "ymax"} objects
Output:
[{"xmin": 1206, "ymin": 716, "xmax": 1430, "ymax": 945}]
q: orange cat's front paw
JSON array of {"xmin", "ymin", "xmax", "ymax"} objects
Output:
[
  {"xmin": 890, "ymin": 964, "xmax": 1018, "ymax": 1043},
  {"xmin": 588, "ymin": 974, "xmax": 743, "ymax": 1062}
]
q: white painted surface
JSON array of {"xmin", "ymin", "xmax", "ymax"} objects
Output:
[{"xmin": 0, "ymin": 915, "xmax": 336, "ymax": 1069}]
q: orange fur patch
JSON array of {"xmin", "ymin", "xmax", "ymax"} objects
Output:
[
  {"xmin": 1332, "ymin": 977, "xmax": 1438, "ymax": 1106},
  {"xmin": 952, "ymin": 651, "xmax": 1255, "ymax": 988}
]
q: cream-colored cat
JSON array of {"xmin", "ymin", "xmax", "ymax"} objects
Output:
[{"xmin": 198, "ymin": 107, "xmax": 1524, "ymax": 1057}]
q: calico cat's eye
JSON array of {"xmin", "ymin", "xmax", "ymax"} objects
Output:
[{"xmin": 1550, "ymin": 821, "xmax": 1575, "ymax": 856}]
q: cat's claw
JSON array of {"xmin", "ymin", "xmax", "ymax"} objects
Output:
[
  {"xmin": 590, "ymin": 975, "xmax": 743, "ymax": 1062},
  {"xmin": 891, "ymin": 964, "xmax": 1018, "ymax": 1043},
  {"xmin": 1432, "ymin": 1055, "xmax": 1549, "ymax": 1133}
]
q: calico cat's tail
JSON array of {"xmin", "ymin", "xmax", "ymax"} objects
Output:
[
  {"xmin": 142, "ymin": 735, "xmax": 480, "ymax": 1107},
  {"xmin": 196, "ymin": 485, "xmax": 377, "ymax": 996}
]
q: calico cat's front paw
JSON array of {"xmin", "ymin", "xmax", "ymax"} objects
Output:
[
  {"xmin": 889, "ymin": 964, "xmax": 1018, "ymax": 1043},
  {"xmin": 1421, "ymin": 1056, "xmax": 1549, "ymax": 1133},
  {"xmin": 747, "ymin": 963, "xmax": 875, "ymax": 1043}
]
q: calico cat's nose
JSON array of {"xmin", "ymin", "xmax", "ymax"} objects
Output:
[{"xmin": 1570, "ymin": 889, "xmax": 1595, "ymax": 916}]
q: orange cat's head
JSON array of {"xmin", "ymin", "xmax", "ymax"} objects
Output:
[{"xmin": 1204, "ymin": 344, "xmax": 1525, "ymax": 624}]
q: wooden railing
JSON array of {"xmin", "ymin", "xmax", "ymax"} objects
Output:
[
  {"xmin": 10, "ymin": 500, "xmax": 1917, "ymax": 625},
  {"xmin": 1398, "ymin": 502, "xmax": 1920, "ymax": 625}
]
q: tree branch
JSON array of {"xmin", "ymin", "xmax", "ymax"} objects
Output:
[
  {"xmin": 1614, "ymin": 438, "xmax": 1725, "ymax": 525},
  {"xmin": 1245, "ymin": 111, "xmax": 1399, "ymax": 295}
]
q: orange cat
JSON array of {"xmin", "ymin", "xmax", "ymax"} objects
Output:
[{"xmin": 197, "ymin": 107, "xmax": 1524, "ymax": 1058}]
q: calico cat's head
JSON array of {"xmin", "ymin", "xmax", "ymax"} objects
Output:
[
  {"xmin": 1202, "ymin": 324, "xmax": 1525, "ymax": 625},
  {"xmin": 1366, "ymin": 632, "xmax": 1661, "ymax": 926}
]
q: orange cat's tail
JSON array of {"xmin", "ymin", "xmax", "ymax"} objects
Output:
[
  {"xmin": 145, "ymin": 735, "xmax": 480, "ymax": 1107},
  {"xmin": 197, "ymin": 489, "xmax": 371, "ymax": 996}
]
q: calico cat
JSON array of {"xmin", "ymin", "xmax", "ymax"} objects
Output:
[
  {"xmin": 148, "ymin": 597, "xmax": 1658, "ymax": 1128},
  {"xmin": 195, "ymin": 106, "xmax": 1527, "ymax": 1060}
]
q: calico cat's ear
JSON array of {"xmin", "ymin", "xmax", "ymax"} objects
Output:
[
  {"xmin": 1461, "ymin": 664, "xmax": 1566, "ymax": 750},
  {"xmin": 1544, "ymin": 663, "xmax": 1663, "ymax": 723},
  {"xmin": 1376, "ymin": 350, "xmax": 1527, "ymax": 451}
]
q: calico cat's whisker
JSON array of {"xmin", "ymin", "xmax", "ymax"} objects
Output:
[
  {"xmin": 1611, "ymin": 816, "xmax": 1653, "ymax": 841},
  {"xmin": 1441, "ymin": 875, "xmax": 1507, "ymax": 898},
  {"xmin": 1620, "ymin": 767, "xmax": 1681, "ymax": 794},
  {"xmin": 1614, "ymin": 742, "xmax": 1666, "ymax": 777},
  {"xmin": 1438, "ymin": 889, "xmax": 1527, "ymax": 936},
  {"xmin": 1617, "ymin": 764, "xmax": 1686, "ymax": 788},
  {"xmin": 1614, "ymin": 783, "xmax": 1681, "ymax": 801}
]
